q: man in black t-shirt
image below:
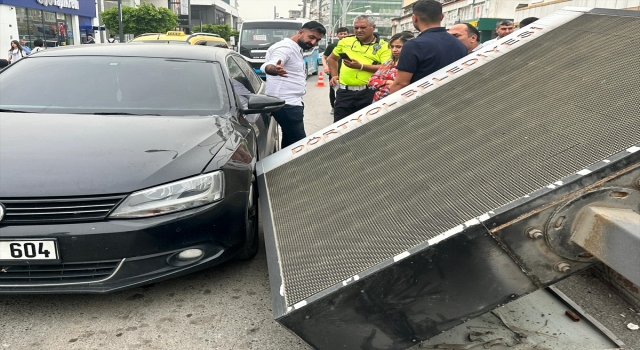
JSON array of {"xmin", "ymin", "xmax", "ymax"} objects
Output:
[
  {"xmin": 389, "ymin": 0, "xmax": 467, "ymax": 94},
  {"xmin": 322, "ymin": 27, "xmax": 349, "ymax": 115}
]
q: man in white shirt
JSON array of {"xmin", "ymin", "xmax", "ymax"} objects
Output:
[
  {"xmin": 482, "ymin": 19, "xmax": 514, "ymax": 47},
  {"xmin": 260, "ymin": 21, "xmax": 326, "ymax": 148},
  {"xmin": 31, "ymin": 39, "xmax": 46, "ymax": 54},
  {"xmin": 448, "ymin": 23, "xmax": 483, "ymax": 53}
]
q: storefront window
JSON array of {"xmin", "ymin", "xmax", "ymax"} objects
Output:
[
  {"xmin": 65, "ymin": 14, "xmax": 74, "ymax": 46},
  {"xmin": 27, "ymin": 8, "xmax": 44, "ymax": 48},
  {"xmin": 43, "ymin": 11, "xmax": 58, "ymax": 47},
  {"xmin": 16, "ymin": 8, "xmax": 30, "ymax": 46},
  {"xmin": 15, "ymin": 8, "xmax": 74, "ymax": 49},
  {"xmin": 16, "ymin": 7, "xmax": 73, "ymax": 48}
]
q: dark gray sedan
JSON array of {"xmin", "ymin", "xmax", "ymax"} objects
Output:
[{"xmin": 0, "ymin": 44, "xmax": 283, "ymax": 293}]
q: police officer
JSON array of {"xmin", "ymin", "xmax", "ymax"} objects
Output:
[{"xmin": 328, "ymin": 16, "xmax": 391, "ymax": 122}]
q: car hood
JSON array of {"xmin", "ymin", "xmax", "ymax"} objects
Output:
[{"xmin": 0, "ymin": 113, "xmax": 233, "ymax": 197}]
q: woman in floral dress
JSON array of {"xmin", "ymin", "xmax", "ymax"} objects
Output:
[{"xmin": 367, "ymin": 32, "xmax": 414, "ymax": 102}]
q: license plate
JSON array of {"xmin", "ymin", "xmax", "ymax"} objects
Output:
[{"xmin": 0, "ymin": 240, "xmax": 59, "ymax": 261}]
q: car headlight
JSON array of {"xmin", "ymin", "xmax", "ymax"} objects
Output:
[{"xmin": 109, "ymin": 172, "xmax": 224, "ymax": 218}]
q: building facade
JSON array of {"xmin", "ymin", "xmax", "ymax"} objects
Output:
[
  {"xmin": 391, "ymin": 0, "xmax": 417, "ymax": 34},
  {"xmin": 308, "ymin": 0, "xmax": 331, "ymax": 23},
  {"xmin": 391, "ymin": 0, "xmax": 517, "ymax": 41},
  {"xmin": 146, "ymin": 0, "xmax": 240, "ymax": 31},
  {"xmin": 393, "ymin": 0, "xmax": 639, "ymax": 39},
  {"xmin": 327, "ymin": 0, "xmax": 402, "ymax": 39},
  {"xmin": 514, "ymin": 0, "xmax": 639, "ymax": 22},
  {"xmin": 288, "ymin": 9, "xmax": 302, "ymax": 18},
  {"xmin": 0, "ymin": 0, "xmax": 97, "ymax": 51}
]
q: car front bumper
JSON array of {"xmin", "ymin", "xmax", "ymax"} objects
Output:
[{"xmin": 0, "ymin": 191, "xmax": 248, "ymax": 293}]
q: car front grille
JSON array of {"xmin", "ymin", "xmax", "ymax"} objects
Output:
[
  {"xmin": 0, "ymin": 260, "xmax": 122, "ymax": 285},
  {"xmin": 0, "ymin": 195, "xmax": 127, "ymax": 224}
]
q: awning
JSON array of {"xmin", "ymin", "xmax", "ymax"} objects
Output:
[{"xmin": 79, "ymin": 16, "xmax": 92, "ymax": 30}]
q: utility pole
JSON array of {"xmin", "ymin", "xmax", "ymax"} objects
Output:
[
  {"xmin": 328, "ymin": 0, "xmax": 333, "ymax": 37},
  {"xmin": 302, "ymin": 0, "xmax": 307, "ymax": 19},
  {"xmin": 341, "ymin": 0, "xmax": 349, "ymax": 27},
  {"xmin": 97, "ymin": 0, "xmax": 104, "ymax": 43},
  {"xmin": 118, "ymin": 0, "xmax": 124, "ymax": 43}
]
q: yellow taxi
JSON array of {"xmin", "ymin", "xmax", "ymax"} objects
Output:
[{"xmin": 130, "ymin": 31, "xmax": 229, "ymax": 48}]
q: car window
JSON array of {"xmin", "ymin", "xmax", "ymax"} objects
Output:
[
  {"xmin": 227, "ymin": 56, "xmax": 255, "ymax": 94},
  {"xmin": 231, "ymin": 56, "xmax": 262, "ymax": 93},
  {"xmin": 0, "ymin": 56, "xmax": 229, "ymax": 116},
  {"xmin": 226, "ymin": 56, "xmax": 257, "ymax": 109}
]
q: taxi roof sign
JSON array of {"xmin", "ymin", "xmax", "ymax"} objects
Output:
[{"xmin": 166, "ymin": 31, "xmax": 186, "ymax": 36}]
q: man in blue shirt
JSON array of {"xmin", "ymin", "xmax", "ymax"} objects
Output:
[
  {"xmin": 19, "ymin": 40, "xmax": 31, "ymax": 55},
  {"xmin": 390, "ymin": 0, "xmax": 467, "ymax": 94}
]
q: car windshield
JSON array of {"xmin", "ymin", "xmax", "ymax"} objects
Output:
[
  {"xmin": 0, "ymin": 56, "xmax": 229, "ymax": 116},
  {"xmin": 240, "ymin": 22, "xmax": 301, "ymax": 50}
]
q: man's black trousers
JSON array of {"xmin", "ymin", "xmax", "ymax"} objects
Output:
[
  {"xmin": 334, "ymin": 88, "xmax": 375, "ymax": 123},
  {"xmin": 328, "ymin": 74, "xmax": 335, "ymax": 108}
]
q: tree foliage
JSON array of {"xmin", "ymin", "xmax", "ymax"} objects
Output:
[
  {"xmin": 101, "ymin": 3, "xmax": 178, "ymax": 37},
  {"xmin": 192, "ymin": 24, "xmax": 238, "ymax": 41}
]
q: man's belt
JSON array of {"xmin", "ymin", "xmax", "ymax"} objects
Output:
[{"xmin": 339, "ymin": 84, "xmax": 369, "ymax": 91}]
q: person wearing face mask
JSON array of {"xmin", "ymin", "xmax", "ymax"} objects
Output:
[
  {"xmin": 260, "ymin": 21, "xmax": 326, "ymax": 148},
  {"xmin": 367, "ymin": 32, "xmax": 414, "ymax": 102},
  {"xmin": 7, "ymin": 40, "xmax": 26, "ymax": 65}
]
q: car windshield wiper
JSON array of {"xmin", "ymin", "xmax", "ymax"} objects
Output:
[
  {"xmin": 0, "ymin": 109, "xmax": 31, "ymax": 113},
  {"xmin": 89, "ymin": 112, "xmax": 162, "ymax": 116}
]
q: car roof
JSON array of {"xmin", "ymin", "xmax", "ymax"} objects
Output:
[
  {"xmin": 132, "ymin": 32, "xmax": 226, "ymax": 42},
  {"xmin": 29, "ymin": 44, "xmax": 234, "ymax": 61}
]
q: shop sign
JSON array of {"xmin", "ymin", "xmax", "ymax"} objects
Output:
[
  {"xmin": 177, "ymin": 15, "xmax": 190, "ymax": 26},
  {"xmin": 36, "ymin": 0, "xmax": 80, "ymax": 10}
]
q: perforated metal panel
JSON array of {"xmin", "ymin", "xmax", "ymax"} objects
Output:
[{"xmin": 264, "ymin": 13, "xmax": 640, "ymax": 307}]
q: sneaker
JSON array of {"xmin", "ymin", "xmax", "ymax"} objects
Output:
[{"xmin": 330, "ymin": 108, "xmax": 334, "ymax": 115}]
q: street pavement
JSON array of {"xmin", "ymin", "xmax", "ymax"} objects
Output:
[
  {"xmin": 302, "ymin": 72, "xmax": 334, "ymax": 135},
  {"xmin": 1, "ymin": 74, "xmax": 638, "ymax": 350}
]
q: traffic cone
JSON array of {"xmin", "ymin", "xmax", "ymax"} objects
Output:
[{"xmin": 316, "ymin": 71, "xmax": 326, "ymax": 87}]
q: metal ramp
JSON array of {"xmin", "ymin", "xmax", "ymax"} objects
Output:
[{"xmin": 257, "ymin": 7, "xmax": 640, "ymax": 350}]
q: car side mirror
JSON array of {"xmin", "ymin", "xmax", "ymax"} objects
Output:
[{"xmin": 241, "ymin": 95, "xmax": 285, "ymax": 114}]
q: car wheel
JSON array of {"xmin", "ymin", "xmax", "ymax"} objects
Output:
[
  {"xmin": 304, "ymin": 64, "xmax": 309, "ymax": 77},
  {"xmin": 235, "ymin": 179, "xmax": 259, "ymax": 260},
  {"xmin": 312, "ymin": 62, "xmax": 319, "ymax": 75}
]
